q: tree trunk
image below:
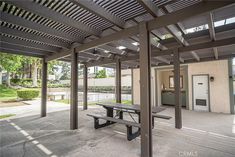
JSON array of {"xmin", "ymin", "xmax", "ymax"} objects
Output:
[
  {"xmin": 29, "ymin": 64, "xmax": 32, "ymax": 78},
  {"xmin": 32, "ymin": 63, "xmax": 38, "ymax": 87},
  {"xmin": 22, "ymin": 64, "xmax": 25, "ymax": 79},
  {"xmin": 0, "ymin": 68, "xmax": 2, "ymax": 85},
  {"xmin": 23, "ymin": 63, "xmax": 28, "ymax": 79},
  {"xmin": 6, "ymin": 71, "xmax": 11, "ymax": 87}
]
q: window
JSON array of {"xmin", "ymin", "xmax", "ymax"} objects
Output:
[{"xmin": 169, "ymin": 76, "xmax": 183, "ymax": 89}]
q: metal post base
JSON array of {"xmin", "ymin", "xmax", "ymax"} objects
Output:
[
  {"xmin": 127, "ymin": 125, "xmax": 141, "ymax": 141},
  {"xmin": 94, "ymin": 117, "xmax": 116, "ymax": 129},
  {"xmin": 117, "ymin": 110, "xmax": 123, "ymax": 119}
]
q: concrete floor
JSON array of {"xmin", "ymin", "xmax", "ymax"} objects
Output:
[{"xmin": 0, "ymin": 107, "xmax": 235, "ymax": 157}]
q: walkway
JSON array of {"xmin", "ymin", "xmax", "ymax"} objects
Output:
[{"xmin": 0, "ymin": 99, "xmax": 99, "ymax": 119}]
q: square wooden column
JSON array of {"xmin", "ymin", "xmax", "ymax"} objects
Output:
[
  {"xmin": 228, "ymin": 59, "xmax": 235, "ymax": 114},
  {"xmin": 70, "ymin": 49, "xmax": 78, "ymax": 130},
  {"xmin": 139, "ymin": 22, "xmax": 152, "ymax": 157},
  {"xmin": 131, "ymin": 69, "xmax": 134, "ymax": 104},
  {"xmin": 116, "ymin": 59, "xmax": 121, "ymax": 103},
  {"xmin": 83, "ymin": 65, "xmax": 88, "ymax": 110},
  {"xmin": 41, "ymin": 58, "xmax": 47, "ymax": 117},
  {"xmin": 174, "ymin": 49, "xmax": 182, "ymax": 129}
]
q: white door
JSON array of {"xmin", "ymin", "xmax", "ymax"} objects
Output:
[{"xmin": 193, "ymin": 75, "xmax": 209, "ymax": 111}]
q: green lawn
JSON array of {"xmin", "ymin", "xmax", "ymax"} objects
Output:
[
  {"xmin": 0, "ymin": 85, "xmax": 17, "ymax": 101},
  {"xmin": 0, "ymin": 114, "xmax": 16, "ymax": 119},
  {"xmin": 55, "ymin": 99, "xmax": 70, "ymax": 104},
  {"xmin": 54, "ymin": 99, "xmax": 132, "ymax": 105},
  {"xmin": 54, "ymin": 99, "xmax": 97, "ymax": 105},
  {"xmin": 119, "ymin": 100, "xmax": 132, "ymax": 105}
]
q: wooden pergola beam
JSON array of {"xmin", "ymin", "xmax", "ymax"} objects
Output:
[
  {"xmin": 1, "ymin": 35, "xmax": 60, "ymax": 53},
  {"xmin": 137, "ymin": 0, "xmax": 199, "ymax": 61},
  {"xmin": 208, "ymin": 12, "xmax": 219, "ymax": 59},
  {"xmin": 0, "ymin": 42, "xmax": 52, "ymax": 56},
  {"xmin": 86, "ymin": 36, "xmax": 235, "ymax": 67},
  {"xmin": 0, "ymin": 47, "xmax": 44, "ymax": 58}
]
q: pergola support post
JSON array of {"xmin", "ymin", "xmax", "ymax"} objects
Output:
[
  {"xmin": 174, "ymin": 49, "xmax": 182, "ymax": 129},
  {"xmin": 83, "ymin": 65, "xmax": 88, "ymax": 110},
  {"xmin": 131, "ymin": 69, "xmax": 134, "ymax": 105},
  {"xmin": 228, "ymin": 59, "xmax": 234, "ymax": 114},
  {"xmin": 41, "ymin": 58, "xmax": 47, "ymax": 117},
  {"xmin": 116, "ymin": 59, "xmax": 121, "ymax": 103},
  {"xmin": 139, "ymin": 22, "xmax": 152, "ymax": 157},
  {"xmin": 70, "ymin": 49, "xmax": 78, "ymax": 130}
]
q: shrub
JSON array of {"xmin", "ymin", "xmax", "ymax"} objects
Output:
[
  {"xmin": 10, "ymin": 78, "xmax": 21, "ymax": 84},
  {"xmin": 9, "ymin": 78, "xmax": 42, "ymax": 88},
  {"xmin": 48, "ymin": 80, "xmax": 57, "ymax": 84},
  {"xmin": 20, "ymin": 78, "xmax": 33, "ymax": 87},
  {"xmin": 17, "ymin": 89, "xmax": 39, "ymax": 100},
  {"xmin": 21, "ymin": 78, "xmax": 32, "ymax": 83},
  {"xmin": 47, "ymin": 83, "xmax": 70, "ymax": 88},
  {"xmin": 37, "ymin": 79, "xmax": 41, "ymax": 84}
]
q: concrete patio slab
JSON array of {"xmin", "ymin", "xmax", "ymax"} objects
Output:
[{"xmin": 1, "ymin": 107, "xmax": 235, "ymax": 157}]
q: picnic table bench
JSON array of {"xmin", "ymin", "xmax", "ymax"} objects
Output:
[
  {"xmin": 87, "ymin": 114, "xmax": 141, "ymax": 141},
  {"xmin": 87, "ymin": 102, "xmax": 171, "ymax": 141},
  {"xmin": 48, "ymin": 92, "xmax": 66, "ymax": 101}
]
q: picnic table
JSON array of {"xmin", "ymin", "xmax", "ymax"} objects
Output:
[
  {"xmin": 48, "ymin": 92, "xmax": 66, "ymax": 101},
  {"xmin": 87, "ymin": 102, "xmax": 170, "ymax": 141},
  {"xmin": 97, "ymin": 102, "xmax": 166, "ymax": 122}
]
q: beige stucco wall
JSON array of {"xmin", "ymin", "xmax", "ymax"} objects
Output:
[
  {"xmin": 133, "ymin": 60, "xmax": 231, "ymax": 113},
  {"xmin": 188, "ymin": 60, "xmax": 230, "ymax": 113}
]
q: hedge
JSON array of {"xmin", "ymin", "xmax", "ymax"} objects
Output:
[
  {"xmin": 10, "ymin": 78, "xmax": 41, "ymax": 87},
  {"xmin": 10, "ymin": 78, "xmax": 21, "ymax": 84},
  {"xmin": 48, "ymin": 83, "xmax": 70, "ymax": 88},
  {"xmin": 17, "ymin": 89, "xmax": 39, "ymax": 100}
]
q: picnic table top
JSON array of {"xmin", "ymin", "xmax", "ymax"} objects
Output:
[
  {"xmin": 96, "ymin": 102, "xmax": 165, "ymax": 113},
  {"xmin": 48, "ymin": 92, "xmax": 67, "ymax": 95}
]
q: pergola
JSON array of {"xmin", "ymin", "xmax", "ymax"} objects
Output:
[{"xmin": 1, "ymin": 0, "xmax": 235, "ymax": 156}]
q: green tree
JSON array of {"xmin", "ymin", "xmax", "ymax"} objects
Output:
[
  {"xmin": 0, "ymin": 52, "xmax": 23, "ymax": 86},
  {"xmin": 21, "ymin": 57, "xmax": 41, "ymax": 87},
  {"xmin": 48, "ymin": 60, "xmax": 59, "ymax": 75},
  {"xmin": 59, "ymin": 61, "xmax": 71, "ymax": 80},
  {"xmin": 95, "ymin": 69, "xmax": 107, "ymax": 78},
  {"xmin": 0, "ymin": 53, "xmax": 60, "ymax": 87},
  {"xmin": 22, "ymin": 56, "xmax": 59, "ymax": 87},
  {"xmin": 0, "ymin": 66, "xmax": 2, "ymax": 85}
]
